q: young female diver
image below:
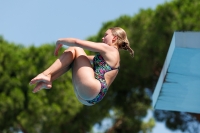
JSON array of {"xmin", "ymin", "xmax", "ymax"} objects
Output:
[{"xmin": 29, "ymin": 27, "xmax": 134, "ymax": 106}]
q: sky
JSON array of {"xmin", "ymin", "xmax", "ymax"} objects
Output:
[
  {"xmin": 1, "ymin": 0, "xmax": 183, "ymax": 133},
  {"xmin": 1, "ymin": 0, "xmax": 171, "ymax": 46}
]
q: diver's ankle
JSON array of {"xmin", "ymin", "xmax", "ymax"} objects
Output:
[{"xmin": 42, "ymin": 70, "xmax": 52, "ymax": 77}]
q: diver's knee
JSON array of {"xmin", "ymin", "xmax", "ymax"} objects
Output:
[{"xmin": 63, "ymin": 47, "xmax": 75, "ymax": 55}]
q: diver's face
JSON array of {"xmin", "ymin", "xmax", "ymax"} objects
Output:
[{"xmin": 102, "ymin": 29, "xmax": 115, "ymax": 45}]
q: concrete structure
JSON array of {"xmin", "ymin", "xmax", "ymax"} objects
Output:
[{"xmin": 152, "ymin": 32, "xmax": 200, "ymax": 113}]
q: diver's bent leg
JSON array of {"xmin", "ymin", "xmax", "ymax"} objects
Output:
[
  {"xmin": 30, "ymin": 47, "xmax": 76, "ymax": 85},
  {"xmin": 32, "ymin": 66, "xmax": 71, "ymax": 93},
  {"xmin": 71, "ymin": 47, "xmax": 101, "ymax": 100},
  {"xmin": 51, "ymin": 65, "xmax": 71, "ymax": 81}
]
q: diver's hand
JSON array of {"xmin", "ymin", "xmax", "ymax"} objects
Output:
[
  {"xmin": 54, "ymin": 42, "xmax": 63, "ymax": 56},
  {"xmin": 32, "ymin": 82, "xmax": 52, "ymax": 93}
]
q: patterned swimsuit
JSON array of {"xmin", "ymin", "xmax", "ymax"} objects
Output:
[{"xmin": 86, "ymin": 53, "xmax": 119, "ymax": 104}]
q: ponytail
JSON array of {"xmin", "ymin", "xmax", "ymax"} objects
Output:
[
  {"xmin": 119, "ymin": 42, "xmax": 134, "ymax": 57},
  {"xmin": 109, "ymin": 27, "xmax": 134, "ymax": 57}
]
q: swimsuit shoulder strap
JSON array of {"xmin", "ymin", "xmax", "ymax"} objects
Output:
[{"xmin": 95, "ymin": 53, "xmax": 120, "ymax": 70}]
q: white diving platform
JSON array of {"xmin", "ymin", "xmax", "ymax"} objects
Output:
[{"xmin": 152, "ymin": 31, "xmax": 200, "ymax": 113}]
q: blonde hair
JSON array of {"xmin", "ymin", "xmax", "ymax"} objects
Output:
[{"xmin": 109, "ymin": 27, "xmax": 134, "ymax": 57}]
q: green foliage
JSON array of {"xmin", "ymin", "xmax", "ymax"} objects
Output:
[
  {"xmin": 1, "ymin": 0, "xmax": 200, "ymax": 132},
  {"xmin": 141, "ymin": 118, "xmax": 155, "ymax": 133},
  {"xmin": 0, "ymin": 41, "xmax": 83, "ymax": 132},
  {"xmin": 88, "ymin": 0, "xmax": 200, "ymax": 132}
]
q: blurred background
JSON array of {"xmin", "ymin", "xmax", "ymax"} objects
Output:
[{"xmin": 1, "ymin": 0, "xmax": 200, "ymax": 132}]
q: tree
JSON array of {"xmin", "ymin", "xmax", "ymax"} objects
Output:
[
  {"xmin": 0, "ymin": 39, "xmax": 83, "ymax": 133},
  {"xmin": 87, "ymin": 0, "xmax": 200, "ymax": 132},
  {"xmin": 1, "ymin": 0, "xmax": 200, "ymax": 132}
]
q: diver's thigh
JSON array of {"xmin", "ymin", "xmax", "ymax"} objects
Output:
[
  {"xmin": 71, "ymin": 48, "xmax": 101, "ymax": 100},
  {"xmin": 73, "ymin": 88, "xmax": 93, "ymax": 106},
  {"xmin": 72, "ymin": 47, "xmax": 94, "ymax": 78},
  {"xmin": 72, "ymin": 60, "xmax": 101, "ymax": 100}
]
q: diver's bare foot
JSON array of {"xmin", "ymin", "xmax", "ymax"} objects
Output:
[
  {"xmin": 29, "ymin": 73, "xmax": 51, "ymax": 85},
  {"xmin": 32, "ymin": 82, "xmax": 52, "ymax": 93}
]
